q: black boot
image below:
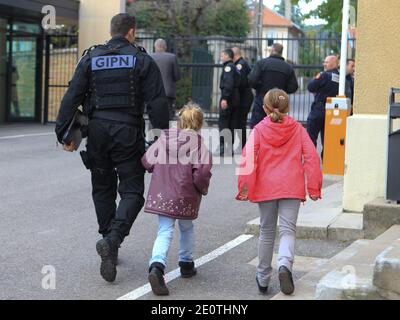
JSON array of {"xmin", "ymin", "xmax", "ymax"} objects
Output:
[
  {"xmin": 256, "ymin": 276, "xmax": 268, "ymax": 295},
  {"xmin": 102, "ymin": 234, "xmax": 119, "ymax": 265},
  {"xmin": 278, "ymin": 266, "xmax": 295, "ymax": 295},
  {"xmin": 148, "ymin": 262, "xmax": 169, "ymax": 296},
  {"xmin": 96, "ymin": 238, "xmax": 119, "ymax": 282},
  {"xmin": 179, "ymin": 261, "xmax": 197, "ymax": 278}
]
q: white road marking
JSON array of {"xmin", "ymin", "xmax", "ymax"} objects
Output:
[
  {"xmin": 117, "ymin": 234, "xmax": 254, "ymax": 300},
  {"xmin": 37, "ymin": 229, "xmax": 58, "ymax": 235},
  {"xmin": 0, "ymin": 132, "xmax": 54, "ymax": 140}
]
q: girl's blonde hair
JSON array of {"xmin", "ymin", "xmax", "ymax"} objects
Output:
[
  {"xmin": 178, "ymin": 103, "xmax": 204, "ymax": 131},
  {"xmin": 263, "ymin": 89, "xmax": 290, "ymax": 123}
]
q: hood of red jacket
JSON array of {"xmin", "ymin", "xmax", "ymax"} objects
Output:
[{"xmin": 256, "ymin": 116, "xmax": 300, "ymax": 147}]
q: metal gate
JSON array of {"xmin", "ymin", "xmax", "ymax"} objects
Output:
[
  {"xmin": 43, "ymin": 35, "xmax": 356, "ymax": 124},
  {"xmin": 43, "ymin": 34, "xmax": 78, "ymax": 123}
]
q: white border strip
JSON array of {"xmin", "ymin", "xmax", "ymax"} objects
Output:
[
  {"xmin": 117, "ymin": 234, "xmax": 254, "ymax": 300},
  {"xmin": 0, "ymin": 132, "xmax": 54, "ymax": 140}
]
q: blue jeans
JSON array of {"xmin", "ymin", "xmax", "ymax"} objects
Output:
[{"xmin": 149, "ymin": 215, "xmax": 194, "ymax": 268}]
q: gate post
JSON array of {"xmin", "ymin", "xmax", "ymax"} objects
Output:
[{"xmin": 43, "ymin": 35, "xmax": 50, "ymax": 124}]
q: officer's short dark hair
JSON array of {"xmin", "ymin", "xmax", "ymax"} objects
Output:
[
  {"xmin": 222, "ymin": 49, "xmax": 234, "ymax": 60},
  {"xmin": 110, "ymin": 13, "xmax": 136, "ymax": 37},
  {"xmin": 271, "ymin": 43, "xmax": 284, "ymax": 56}
]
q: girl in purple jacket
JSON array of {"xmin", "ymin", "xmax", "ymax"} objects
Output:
[{"xmin": 141, "ymin": 104, "xmax": 212, "ymax": 296}]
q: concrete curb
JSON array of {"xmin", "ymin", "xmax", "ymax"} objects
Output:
[
  {"xmin": 243, "ymin": 181, "xmax": 364, "ymax": 241},
  {"xmin": 245, "ymin": 213, "xmax": 363, "ymax": 241}
]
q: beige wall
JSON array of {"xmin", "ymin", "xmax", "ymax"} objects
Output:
[
  {"xmin": 78, "ymin": 0, "xmax": 125, "ymax": 55},
  {"xmin": 353, "ymin": 0, "xmax": 400, "ymax": 115},
  {"xmin": 343, "ymin": 115, "xmax": 388, "ymax": 212},
  {"xmin": 343, "ymin": 0, "xmax": 400, "ymax": 211}
]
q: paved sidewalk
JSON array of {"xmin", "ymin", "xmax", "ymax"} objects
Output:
[{"xmin": 245, "ymin": 179, "xmax": 364, "ymax": 241}]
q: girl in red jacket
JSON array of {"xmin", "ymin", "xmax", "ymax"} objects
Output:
[{"xmin": 237, "ymin": 88, "xmax": 322, "ymax": 296}]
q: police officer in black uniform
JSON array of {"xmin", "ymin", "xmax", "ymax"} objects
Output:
[
  {"xmin": 232, "ymin": 47, "xmax": 254, "ymax": 149},
  {"xmin": 219, "ymin": 48, "xmax": 241, "ymax": 156},
  {"xmin": 307, "ymin": 55, "xmax": 340, "ymax": 151},
  {"xmin": 248, "ymin": 43, "xmax": 298, "ymax": 128},
  {"xmin": 55, "ymin": 14, "xmax": 168, "ymax": 283}
]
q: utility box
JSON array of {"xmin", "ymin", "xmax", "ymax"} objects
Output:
[
  {"xmin": 386, "ymin": 88, "xmax": 400, "ymax": 202},
  {"xmin": 323, "ymin": 97, "xmax": 352, "ymax": 176}
]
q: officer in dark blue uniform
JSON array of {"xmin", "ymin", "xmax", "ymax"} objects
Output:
[
  {"xmin": 55, "ymin": 14, "xmax": 168, "ymax": 283},
  {"xmin": 248, "ymin": 43, "xmax": 298, "ymax": 128},
  {"xmin": 219, "ymin": 48, "xmax": 241, "ymax": 156},
  {"xmin": 307, "ymin": 55, "xmax": 340, "ymax": 150},
  {"xmin": 232, "ymin": 47, "xmax": 254, "ymax": 149}
]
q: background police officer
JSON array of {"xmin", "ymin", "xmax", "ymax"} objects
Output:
[
  {"xmin": 346, "ymin": 58, "xmax": 355, "ymax": 109},
  {"xmin": 55, "ymin": 13, "xmax": 168, "ymax": 283},
  {"xmin": 248, "ymin": 43, "xmax": 298, "ymax": 128},
  {"xmin": 307, "ymin": 55, "xmax": 340, "ymax": 152},
  {"xmin": 219, "ymin": 48, "xmax": 240, "ymax": 156},
  {"xmin": 232, "ymin": 47, "xmax": 254, "ymax": 149}
]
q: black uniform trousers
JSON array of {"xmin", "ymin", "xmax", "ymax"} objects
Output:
[
  {"xmin": 218, "ymin": 91, "xmax": 240, "ymax": 155},
  {"xmin": 250, "ymin": 95, "xmax": 266, "ymax": 129},
  {"xmin": 237, "ymin": 88, "xmax": 254, "ymax": 148},
  {"xmin": 86, "ymin": 118, "xmax": 145, "ymax": 245},
  {"xmin": 306, "ymin": 101, "xmax": 326, "ymax": 148}
]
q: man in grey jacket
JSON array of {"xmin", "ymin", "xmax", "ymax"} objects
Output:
[{"xmin": 151, "ymin": 39, "xmax": 181, "ymax": 120}]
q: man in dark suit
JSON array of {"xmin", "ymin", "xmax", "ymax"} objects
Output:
[
  {"xmin": 248, "ymin": 43, "xmax": 298, "ymax": 128},
  {"xmin": 232, "ymin": 47, "xmax": 254, "ymax": 149},
  {"xmin": 151, "ymin": 39, "xmax": 181, "ymax": 120}
]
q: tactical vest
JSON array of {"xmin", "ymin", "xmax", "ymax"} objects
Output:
[{"xmin": 89, "ymin": 43, "xmax": 139, "ymax": 113}]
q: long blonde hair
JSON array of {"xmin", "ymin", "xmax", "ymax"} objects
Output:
[
  {"xmin": 263, "ymin": 89, "xmax": 290, "ymax": 123},
  {"xmin": 178, "ymin": 103, "xmax": 204, "ymax": 131}
]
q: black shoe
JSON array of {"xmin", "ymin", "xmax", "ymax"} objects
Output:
[
  {"xmin": 148, "ymin": 263, "xmax": 169, "ymax": 296},
  {"xmin": 179, "ymin": 261, "xmax": 197, "ymax": 278},
  {"xmin": 256, "ymin": 276, "xmax": 268, "ymax": 295},
  {"xmin": 96, "ymin": 238, "xmax": 118, "ymax": 283},
  {"xmin": 279, "ymin": 266, "xmax": 295, "ymax": 295},
  {"xmin": 102, "ymin": 234, "xmax": 119, "ymax": 265}
]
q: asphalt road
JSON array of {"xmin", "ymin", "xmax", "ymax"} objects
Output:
[{"xmin": 0, "ymin": 123, "xmax": 348, "ymax": 300}]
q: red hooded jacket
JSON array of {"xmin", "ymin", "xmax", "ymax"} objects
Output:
[{"xmin": 237, "ymin": 116, "xmax": 322, "ymax": 202}]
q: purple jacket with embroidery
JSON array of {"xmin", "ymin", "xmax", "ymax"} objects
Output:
[{"xmin": 141, "ymin": 128, "xmax": 212, "ymax": 220}]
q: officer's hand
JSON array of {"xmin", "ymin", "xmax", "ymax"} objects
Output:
[
  {"xmin": 310, "ymin": 195, "xmax": 319, "ymax": 201},
  {"xmin": 63, "ymin": 141, "xmax": 75, "ymax": 152},
  {"xmin": 220, "ymin": 100, "xmax": 228, "ymax": 110}
]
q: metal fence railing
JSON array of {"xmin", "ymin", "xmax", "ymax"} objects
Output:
[
  {"xmin": 43, "ymin": 35, "xmax": 356, "ymax": 124},
  {"xmin": 43, "ymin": 35, "xmax": 78, "ymax": 123}
]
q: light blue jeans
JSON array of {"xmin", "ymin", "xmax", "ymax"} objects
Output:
[{"xmin": 149, "ymin": 215, "xmax": 194, "ymax": 268}]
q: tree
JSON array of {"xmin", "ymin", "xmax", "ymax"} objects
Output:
[
  {"xmin": 292, "ymin": 0, "xmax": 357, "ymax": 35},
  {"xmin": 212, "ymin": 0, "xmax": 251, "ymax": 37},
  {"xmin": 127, "ymin": 0, "xmax": 250, "ymax": 37},
  {"xmin": 273, "ymin": 0, "xmax": 305, "ymax": 27}
]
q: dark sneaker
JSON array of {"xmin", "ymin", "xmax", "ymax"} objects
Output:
[
  {"xmin": 96, "ymin": 238, "xmax": 118, "ymax": 283},
  {"xmin": 148, "ymin": 263, "xmax": 169, "ymax": 296},
  {"xmin": 179, "ymin": 261, "xmax": 197, "ymax": 278},
  {"xmin": 279, "ymin": 266, "xmax": 295, "ymax": 295},
  {"xmin": 256, "ymin": 276, "xmax": 268, "ymax": 295}
]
